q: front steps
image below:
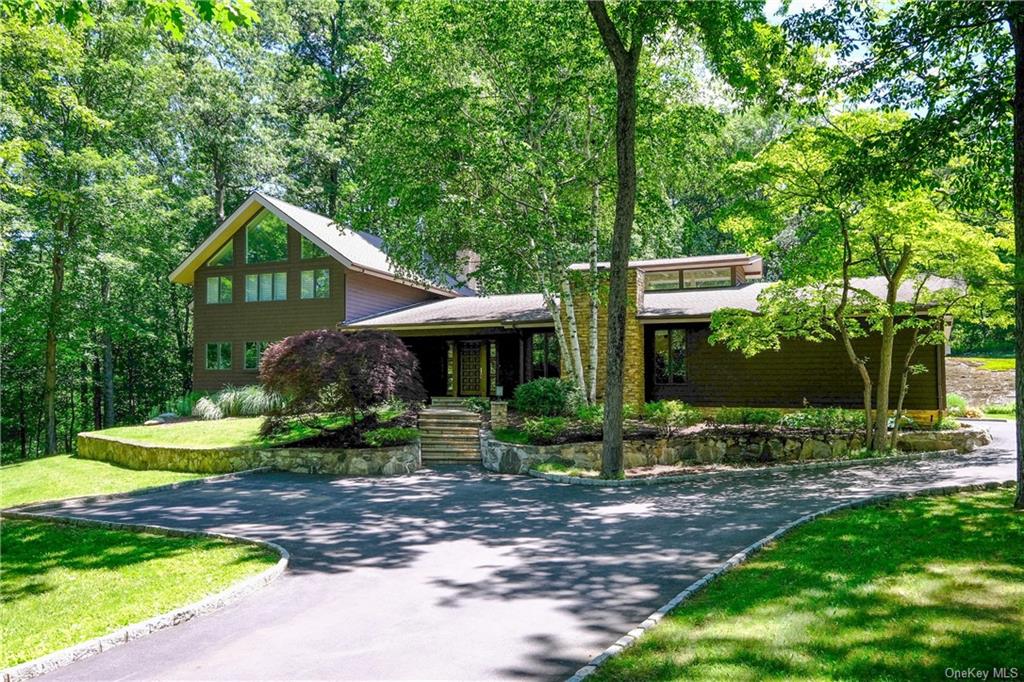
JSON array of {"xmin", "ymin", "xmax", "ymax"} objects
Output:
[{"xmin": 419, "ymin": 405, "xmax": 481, "ymax": 463}]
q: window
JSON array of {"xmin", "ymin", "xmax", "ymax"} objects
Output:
[
  {"xmin": 530, "ymin": 332, "xmax": 560, "ymax": 379},
  {"xmin": 300, "ymin": 235, "xmax": 328, "ymax": 259},
  {"xmin": 488, "ymin": 341, "xmax": 498, "ymax": 396},
  {"xmin": 245, "ymin": 211, "xmax": 288, "ymax": 263},
  {"xmin": 207, "ymin": 241, "xmax": 233, "ymax": 267},
  {"xmin": 644, "ymin": 267, "xmax": 735, "ymax": 292},
  {"xmin": 245, "ymin": 272, "xmax": 287, "ymax": 302},
  {"xmin": 244, "ymin": 341, "xmax": 270, "ymax": 370},
  {"xmin": 300, "ymin": 269, "xmax": 330, "ymax": 299},
  {"xmin": 683, "ymin": 267, "xmax": 733, "ymax": 289},
  {"xmin": 205, "ymin": 276, "xmax": 232, "ymax": 304},
  {"xmin": 653, "ymin": 328, "xmax": 686, "ymax": 384},
  {"xmin": 645, "ymin": 271, "xmax": 680, "ymax": 291},
  {"xmin": 205, "ymin": 342, "xmax": 231, "ymax": 370}
]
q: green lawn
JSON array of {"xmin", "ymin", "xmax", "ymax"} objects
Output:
[
  {"xmin": 81, "ymin": 414, "xmax": 354, "ymax": 449},
  {"xmin": 1, "ymin": 520, "xmax": 276, "ymax": 668},
  {"xmin": 592, "ymin": 488, "xmax": 1024, "ymax": 681},
  {"xmin": 1, "ymin": 455, "xmax": 202, "ymax": 509},
  {"xmin": 957, "ymin": 355, "xmax": 1015, "ymax": 372}
]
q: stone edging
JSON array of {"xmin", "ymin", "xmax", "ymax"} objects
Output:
[
  {"xmin": 566, "ymin": 478, "xmax": 1016, "ymax": 682},
  {"xmin": 530, "ymin": 448, "xmax": 959, "ymax": 487},
  {"xmin": 0, "ymin": 506, "xmax": 289, "ymax": 682},
  {"xmin": 0, "ymin": 466, "xmax": 272, "ymax": 513}
]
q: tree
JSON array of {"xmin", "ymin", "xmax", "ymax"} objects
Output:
[
  {"xmin": 711, "ymin": 112, "xmax": 1007, "ymax": 450},
  {"xmin": 260, "ymin": 329, "xmax": 426, "ymax": 425},
  {"xmin": 352, "ymin": 0, "xmax": 617, "ymax": 400},
  {"xmin": 586, "ymin": 0, "xmax": 789, "ymax": 477},
  {"xmin": 785, "ymin": 0, "xmax": 1022, "ymax": 505}
]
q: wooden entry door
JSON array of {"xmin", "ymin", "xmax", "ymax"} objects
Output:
[{"xmin": 458, "ymin": 341, "xmax": 483, "ymax": 396}]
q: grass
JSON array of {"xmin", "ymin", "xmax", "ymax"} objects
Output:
[
  {"xmin": 533, "ymin": 460, "xmax": 592, "ymax": 477},
  {"xmin": 592, "ymin": 488, "xmax": 1024, "ymax": 681},
  {"xmin": 81, "ymin": 414, "xmax": 354, "ymax": 449},
  {"xmin": 1, "ymin": 520, "xmax": 277, "ymax": 668},
  {"xmin": 1, "ymin": 455, "xmax": 202, "ymax": 509},
  {"xmin": 956, "ymin": 355, "xmax": 1015, "ymax": 372}
]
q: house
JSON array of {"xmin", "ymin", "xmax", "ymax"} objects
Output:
[{"xmin": 171, "ymin": 193, "xmax": 947, "ymax": 422}]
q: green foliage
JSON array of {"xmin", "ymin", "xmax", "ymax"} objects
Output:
[
  {"xmin": 191, "ymin": 397, "xmax": 224, "ymax": 421},
  {"xmin": 492, "ymin": 428, "xmax": 530, "ymax": 445},
  {"xmin": 361, "ymin": 427, "xmax": 419, "ymax": 448},
  {"xmin": 714, "ymin": 406, "xmax": 782, "ymax": 426},
  {"xmin": 643, "ymin": 401, "xmax": 703, "ymax": 436},
  {"xmin": 984, "ymin": 403, "xmax": 1016, "ymax": 416},
  {"xmin": 779, "ymin": 408, "xmax": 864, "ymax": 431},
  {"xmin": 946, "ymin": 393, "xmax": 969, "ymax": 412},
  {"xmin": 461, "ymin": 397, "xmax": 491, "ymax": 414},
  {"xmin": 522, "ymin": 417, "xmax": 567, "ymax": 444},
  {"xmin": 933, "ymin": 416, "xmax": 962, "ymax": 431},
  {"xmin": 512, "ymin": 379, "xmax": 573, "ymax": 417},
  {"xmin": 191, "ymin": 386, "xmax": 285, "ymax": 420},
  {"xmin": 148, "ymin": 391, "xmax": 208, "ymax": 419},
  {"xmin": 575, "ymin": 403, "xmax": 604, "ymax": 426}
]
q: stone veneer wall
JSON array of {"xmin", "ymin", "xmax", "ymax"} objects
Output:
[
  {"xmin": 559, "ymin": 269, "xmax": 645, "ymax": 408},
  {"xmin": 480, "ymin": 426, "xmax": 991, "ymax": 475},
  {"xmin": 77, "ymin": 433, "xmax": 419, "ymax": 476}
]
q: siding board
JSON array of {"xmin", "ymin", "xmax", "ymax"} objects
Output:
[{"xmin": 344, "ymin": 270, "xmax": 436, "ymax": 322}]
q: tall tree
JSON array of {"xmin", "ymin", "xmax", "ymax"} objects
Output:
[
  {"xmin": 787, "ymin": 0, "xmax": 1022, "ymax": 505},
  {"xmin": 586, "ymin": 0, "xmax": 788, "ymax": 477}
]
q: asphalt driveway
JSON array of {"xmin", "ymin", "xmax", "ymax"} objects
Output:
[{"xmin": 26, "ymin": 421, "xmax": 1016, "ymax": 681}]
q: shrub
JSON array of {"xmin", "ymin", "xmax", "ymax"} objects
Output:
[
  {"xmin": 362, "ymin": 426, "xmax": 419, "ymax": 448},
  {"xmin": 512, "ymin": 378, "xmax": 572, "ymax": 416},
  {"xmin": 780, "ymin": 407, "xmax": 863, "ymax": 430},
  {"xmin": 461, "ymin": 397, "xmax": 491, "ymax": 413},
  {"xmin": 192, "ymin": 397, "xmax": 223, "ymax": 421},
  {"xmin": 934, "ymin": 416, "xmax": 962, "ymax": 431},
  {"xmin": 714, "ymin": 407, "xmax": 782, "ymax": 426},
  {"xmin": 522, "ymin": 416, "xmax": 567, "ymax": 444},
  {"xmin": 371, "ymin": 398, "xmax": 409, "ymax": 422},
  {"xmin": 946, "ymin": 393, "xmax": 969, "ymax": 417},
  {"xmin": 643, "ymin": 400, "xmax": 702, "ymax": 436},
  {"xmin": 493, "ymin": 427, "xmax": 530, "ymax": 445},
  {"xmin": 214, "ymin": 385, "xmax": 286, "ymax": 417},
  {"xmin": 260, "ymin": 329, "xmax": 426, "ymax": 421},
  {"xmin": 576, "ymin": 403, "xmax": 603, "ymax": 426},
  {"xmin": 984, "ymin": 402, "xmax": 1016, "ymax": 415}
]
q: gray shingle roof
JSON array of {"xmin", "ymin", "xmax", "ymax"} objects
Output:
[{"xmin": 347, "ymin": 293, "xmax": 551, "ymax": 327}]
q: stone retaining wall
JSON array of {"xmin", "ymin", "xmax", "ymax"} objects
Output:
[
  {"xmin": 76, "ymin": 433, "xmax": 419, "ymax": 476},
  {"xmin": 481, "ymin": 426, "xmax": 991, "ymax": 475}
]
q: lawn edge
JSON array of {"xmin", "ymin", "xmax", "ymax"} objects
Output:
[
  {"xmin": 530, "ymin": 447, "xmax": 960, "ymax": 487},
  {"xmin": 0, "ymin": 505, "xmax": 289, "ymax": 682},
  {"xmin": 1, "ymin": 466, "xmax": 272, "ymax": 512},
  {"xmin": 567, "ymin": 478, "xmax": 1016, "ymax": 682}
]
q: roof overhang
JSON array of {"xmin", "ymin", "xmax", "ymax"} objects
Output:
[{"xmin": 168, "ymin": 192, "xmax": 457, "ymax": 298}]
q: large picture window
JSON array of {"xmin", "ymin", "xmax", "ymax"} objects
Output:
[
  {"xmin": 245, "ymin": 272, "xmax": 287, "ymax": 302},
  {"xmin": 653, "ymin": 328, "xmax": 687, "ymax": 384},
  {"xmin": 205, "ymin": 342, "xmax": 231, "ymax": 370},
  {"xmin": 530, "ymin": 332, "xmax": 560, "ymax": 379},
  {"xmin": 245, "ymin": 211, "xmax": 288, "ymax": 263},
  {"xmin": 644, "ymin": 267, "xmax": 734, "ymax": 292},
  {"xmin": 300, "ymin": 235, "xmax": 328, "ymax": 259},
  {"xmin": 207, "ymin": 241, "xmax": 233, "ymax": 267},
  {"xmin": 205, "ymin": 276, "xmax": 232, "ymax": 304},
  {"xmin": 244, "ymin": 341, "xmax": 270, "ymax": 370},
  {"xmin": 300, "ymin": 269, "xmax": 329, "ymax": 299}
]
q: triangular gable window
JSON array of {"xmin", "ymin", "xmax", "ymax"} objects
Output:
[
  {"xmin": 207, "ymin": 240, "xmax": 233, "ymax": 267},
  {"xmin": 300, "ymin": 235, "xmax": 328, "ymax": 259}
]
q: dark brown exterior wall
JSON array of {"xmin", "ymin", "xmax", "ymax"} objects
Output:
[
  {"xmin": 644, "ymin": 322, "xmax": 945, "ymax": 412},
  {"xmin": 192, "ymin": 223, "xmax": 441, "ymax": 391}
]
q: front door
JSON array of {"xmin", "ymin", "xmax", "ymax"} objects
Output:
[{"xmin": 458, "ymin": 341, "xmax": 483, "ymax": 396}]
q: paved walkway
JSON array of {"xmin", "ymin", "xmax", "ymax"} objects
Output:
[{"xmin": 27, "ymin": 421, "xmax": 1016, "ymax": 681}]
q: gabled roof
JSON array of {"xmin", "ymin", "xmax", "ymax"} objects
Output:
[
  {"xmin": 346, "ymin": 293, "xmax": 552, "ymax": 329},
  {"xmin": 169, "ymin": 192, "xmax": 460, "ymax": 298}
]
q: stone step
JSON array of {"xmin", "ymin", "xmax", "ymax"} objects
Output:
[
  {"xmin": 418, "ymin": 428, "xmax": 481, "ymax": 437},
  {"xmin": 419, "ymin": 409, "xmax": 480, "ymax": 420},
  {"xmin": 422, "ymin": 444, "xmax": 481, "ymax": 455}
]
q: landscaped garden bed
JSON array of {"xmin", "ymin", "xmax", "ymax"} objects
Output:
[
  {"xmin": 587, "ymin": 487, "xmax": 1024, "ymax": 681},
  {"xmin": 482, "ymin": 379, "xmax": 991, "ymax": 475}
]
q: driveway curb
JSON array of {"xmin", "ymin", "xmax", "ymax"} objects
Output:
[
  {"xmin": 530, "ymin": 448, "xmax": 959, "ymax": 487},
  {"xmin": 567, "ymin": 479, "xmax": 1016, "ymax": 681},
  {"xmin": 0, "ymin": 508, "xmax": 289, "ymax": 682}
]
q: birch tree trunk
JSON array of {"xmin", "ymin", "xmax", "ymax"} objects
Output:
[
  {"xmin": 588, "ymin": 181, "xmax": 600, "ymax": 404},
  {"xmin": 560, "ymin": 276, "xmax": 588, "ymax": 402}
]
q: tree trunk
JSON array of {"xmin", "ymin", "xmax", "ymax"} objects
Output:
[
  {"xmin": 589, "ymin": 0, "xmax": 641, "ymax": 479},
  {"xmin": 1010, "ymin": 10, "xmax": 1024, "ymax": 509},
  {"xmin": 92, "ymin": 353, "xmax": 103, "ymax": 430},
  {"xmin": 889, "ymin": 329, "xmax": 921, "ymax": 451},
  {"xmin": 560, "ymin": 277, "xmax": 588, "ymax": 402},
  {"xmin": 101, "ymin": 272, "xmax": 115, "ymax": 427},
  {"xmin": 873, "ymin": 315, "xmax": 896, "ymax": 451},
  {"xmin": 588, "ymin": 180, "xmax": 600, "ymax": 404},
  {"xmin": 44, "ymin": 248, "xmax": 65, "ymax": 455}
]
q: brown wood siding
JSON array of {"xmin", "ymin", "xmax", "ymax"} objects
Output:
[
  {"xmin": 645, "ymin": 322, "xmax": 944, "ymax": 411},
  {"xmin": 193, "ymin": 226, "xmax": 350, "ymax": 390},
  {"xmin": 345, "ymin": 270, "xmax": 437, "ymax": 322}
]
